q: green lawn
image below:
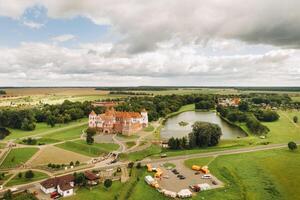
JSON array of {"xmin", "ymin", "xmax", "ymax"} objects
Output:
[
  {"xmin": 6, "ymin": 118, "xmax": 88, "ymax": 140},
  {"xmin": 5, "ymin": 171, "xmax": 49, "ymax": 187},
  {"xmin": 56, "ymin": 140, "xmax": 119, "ymax": 157},
  {"xmin": 185, "ymin": 148, "xmax": 300, "ymax": 200},
  {"xmin": 41, "ymin": 124, "xmax": 86, "ymax": 140},
  {"xmin": 65, "ymin": 181, "xmax": 125, "ymax": 200},
  {"xmin": 0, "ymin": 148, "xmax": 38, "ymax": 169},
  {"xmin": 121, "ymin": 145, "xmax": 162, "ymax": 161},
  {"xmin": 126, "ymin": 141, "xmax": 136, "ymax": 149},
  {"xmin": 143, "ymin": 125, "xmax": 154, "ymax": 132}
]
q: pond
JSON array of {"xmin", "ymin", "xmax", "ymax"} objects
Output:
[{"xmin": 161, "ymin": 111, "xmax": 247, "ymax": 139}]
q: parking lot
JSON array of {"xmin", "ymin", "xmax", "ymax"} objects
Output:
[{"xmin": 154, "ymin": 160, "xmax": 223, "ymax": 193}]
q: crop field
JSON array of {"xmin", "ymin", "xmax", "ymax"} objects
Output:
[
  {"xmin": 5, "ymin": 171, "xmax": 49, "ymax": 187},
  {"xmin": 56, "ymin": 140, "xmax": 119, "ymax": 157},
  {"xmin": 6, "ymin": 118, "xmax": 87, "ymax": 141},
  {"xmin": 30, "ymin": 145, "xmax": 90, "ymax": 166},
  {"xmin": 0, "ymin": 148, "xmax": 38, "ymax": 169}
]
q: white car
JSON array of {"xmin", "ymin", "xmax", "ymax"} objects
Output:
[{"xmin": 201, "ymin": 175, "xmax": 212, "ymax": 179}]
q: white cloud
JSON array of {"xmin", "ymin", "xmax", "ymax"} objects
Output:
[
  {"xmin": 0, "ymin": 41, "xmax": 299, "ymax": 86},
  {"xmin": 51, "ymin": 34, "xmax": 76, "ymax": 43},
  {"xmin": 23, "ymin": 20, "xmax": 44, "ymax": 29}
]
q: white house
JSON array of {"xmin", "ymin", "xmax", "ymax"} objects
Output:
[{"xmin": 40, "ymin": 174, "xmax": 75, "ymax": 197}]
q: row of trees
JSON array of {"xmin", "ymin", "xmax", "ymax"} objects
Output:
[
  {"xmin": 115, "ymin": 94, "xmax": 216, "ymax": 121},
  {"xmin": 0, "ymin": 90, "xmax": 6, "ymax": 95},
  {"xmin": 0, "ymin": 100, "xmax": 97, "ymax": 132},
  {"xmin": 168, "ymin": 122, "xmax": 222, "ymax": 150}
]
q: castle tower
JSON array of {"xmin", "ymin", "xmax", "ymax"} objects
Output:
[
  {"xmin": 89, "ymin": 110, "xmax": 97, "ymax": 128},
  {"xmin": 141, "ymin": 109, "xmax": 148, "ymax": 127}
]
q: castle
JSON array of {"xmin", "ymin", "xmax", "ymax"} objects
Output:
[{"xmin": 88, "ymin": 108, "xmax": 148, "ymax": 136}]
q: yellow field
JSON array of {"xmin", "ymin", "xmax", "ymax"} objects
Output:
[{"xmin": 30, "ymin": 145, "xmax": 91, "ymax": 166}]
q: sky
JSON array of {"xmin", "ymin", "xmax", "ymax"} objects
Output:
[{"xmin": 0, "ymin": 0, "xmax": 299, "ymax": 86}]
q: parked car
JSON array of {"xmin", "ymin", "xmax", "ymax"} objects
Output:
[
  {"xmin": 201, "ymin": 174, "xmax": 212, "ymax": 179},
  {"xmin": 179, "ymin": 176, "xmax": 186, "ymax": 180},
  {"xmin": 194, "ymin": 171, "xmax": 200, "ymax": 175}
]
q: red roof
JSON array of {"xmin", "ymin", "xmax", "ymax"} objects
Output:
[{"xmin": 40, "ymin": 174, "xmax": 74, "ymax": 189}]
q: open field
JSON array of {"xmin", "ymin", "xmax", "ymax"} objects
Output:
[
  {"xmin": 121, "ymin": 145, "xmax": 162, "ymax": 161},
  {"xmin": 5, "ymin": 170, "xmax": 49, "ymax": 187},
  {"xmin": 184, "ymin": 148, "xmax": 300, "ymax": 200},
  {"xmin": 30, "ymin": 145, "xmax": 90, "ymax": 166},
  {"xmin": 6, "ymin": 118, "xmax": 87, "ymax": 141},
  {"xmin": 56, "ymin": 140, "xmax": 119, "ymax": 157},
  {"xmin": 41, "ymin": 124, "xmax": 86, "ymax": 141},
  {"xmin": 0, "ymin": 148, "xmax": 38, "ymax": 169}
]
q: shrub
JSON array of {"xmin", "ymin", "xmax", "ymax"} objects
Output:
[{"xmin": 288, "ymin": 141, "xmax": 297, "ymax": 151}]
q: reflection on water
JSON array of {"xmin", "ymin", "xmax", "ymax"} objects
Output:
[{"xmin": 161, "ymin": 111, "xmax": 247, "ymax": 139}]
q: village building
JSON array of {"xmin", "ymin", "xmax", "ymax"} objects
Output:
[
  {"xmin": 84, "ymin": 171, "xmax": 99, "ymax": 186},
  {"xmin": 88, "ymin": 107, "xmax": 148, "ymax": 136},
  {"xmin": 218, "ymin": 97, "xmax": 241, "ymax": 107},
  {"xmin": 40, "ymin": 174, "xmax": 75, "ymax": 197}
]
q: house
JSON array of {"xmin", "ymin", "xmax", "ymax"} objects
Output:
[
  {"xmin": 84, "ymin": 171, "xmax": 99, "ymax": 186},
  {"xmin": 40, "ymin": 174, "xmax": 75, "ymax": 197},
  {"xmin": 88, "ymin": 107, "xmax": 148, "ymax": 136}
]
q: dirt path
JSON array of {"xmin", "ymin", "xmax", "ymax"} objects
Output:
[{"xmin": 112, "ymin": 134, "xmax": 126, "ymax": 153}]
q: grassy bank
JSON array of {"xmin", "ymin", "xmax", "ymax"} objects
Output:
[
  {"xmin": 5, "ymin": 171, "xmax": 49, "ymax": 187},
  {"xmin": 185, "ymin": 148, "xmax": 300, "ymax": 200},
  {"xmin": 56, "ymin": 140, "xmax": 119, "ymax": 157}
]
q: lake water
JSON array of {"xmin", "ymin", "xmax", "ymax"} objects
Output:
[{"xmin": 161, "ymin": 111, "xmax": 247, "ymax": 139}]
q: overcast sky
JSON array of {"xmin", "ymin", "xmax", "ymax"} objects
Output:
[{"xmin": 0, "ymin": 0, "xmax": 299, "ymax": 86}]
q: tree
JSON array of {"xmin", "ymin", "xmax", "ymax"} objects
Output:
[
  {"xmin": 238, "ymin": 101, "xmax": 249, "ymax": 112},
  {"xmin": 18, "ymin": 172, "xmax": 22, "ymax": 178},
  {"xmin": 46, "ymin": 115, "xmax": 56, "ymax": 127},
  {"xmin": 3, "ymin": 190, "xmax": 12, "ymax": 200},
  {"xmin": 86, "ymin": 128, "xmax": 96, "ymax": 145},
  {"xmin": 288, "ymin": 141, "xmax": 297, "ymax": 151},
  {"xmin": 25, "ymin": 170, "xmax": 34, "ymax": 179},
  {"xmin": 75, "ymin": 160, "xmax": 80, "ymax": 166},
  {"xmin": 104, "ymin": 179, "xmax": 112, "ymax": 190},
  {"xmin": 188, "ymin": 121, "xmax": 222, "ymax": 148},
  {"xmin": 70, "ymin": 161, "xmax": 74, "ymax": 166},
  {"xmin": 74, "ymin": 172, "xmax": 86, "ymax": 186},
  {"xmin": 293, "ymin": 116, "xmax": 298, "ymax": 123}
]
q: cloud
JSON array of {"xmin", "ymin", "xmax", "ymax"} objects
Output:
[
  {"xmin": 23, "ymin": 20, "xmax": 44, "ymax": 29},
  {"xmin": 0, "ymin": 41, "xmax": 298, "ymax": 86},
  {"xmin": 1, "ymin": 0, "xmax": 300, "ymax": 53},
  {"xmin": 51, "ymin": 34, "xmax": 76, "ymax": 43}
]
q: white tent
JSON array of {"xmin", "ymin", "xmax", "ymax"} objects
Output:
[
  {"xmin": 198, "ymin": 183, "xmax": 211, "ymax": 191},
  {"xmin": 162, "ymin": 189, "xmax": 177, "ymax": 198},
  {"xmin": 144, "ymin": 175, "xmax": 155, "ymax": 185},
  {"xmin": 177, "ymin": 189, "xmax": 192, "ymax": 198}
]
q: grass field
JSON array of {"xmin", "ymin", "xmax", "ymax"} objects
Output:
[
  {"xmin": 126, "ymin": 141, "xmax": 136, "ymax": 149},
  {"xmin": 121, "ymin": 145, "xmax": 162, "ymax": 161},
  {"xmin": 5, "ymin": 171, "xmax": 49, "ymax": 187},
  {"xmin": 184, "ymin": 148, "xmax": 300, "ymax": 200},
  {"xmin": 41, "ymin": 123, "xmax": 86, "ymax": 140},
  {"xmin": 30, "ymin": 145, "xmax": 90, "ymax": 166},
  {"xmin": 6, "ymin": 118, "xmax": 87, "ymax": 140},
  {"xmin": 56, "ymin": 140, "xmax": 119, "ymax": 157},
  {"xmin": 65, "ymin": 181, "xmax": 125, "ymax": 200},
  {"xmin": 0, "ymin": 148, "xmax": 38, "ymax": 168}
]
